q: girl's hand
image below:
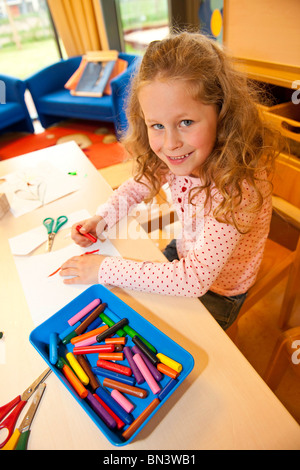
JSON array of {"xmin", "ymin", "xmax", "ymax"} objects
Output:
[
  {"xmin": 59, "ymin": 254, "xmax": 106, "ymax": 284},
  {"xmin": 71, "ymin": 216, "xmax": 107, "ymax": 247}
]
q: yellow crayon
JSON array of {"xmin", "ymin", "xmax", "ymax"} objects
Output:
[
  {"xmin": 156, "ymin": 353, "xmax": 182, "ymax": 373},
  {"xmin": 66, "ymin": 352, "xmax": 89, "ymax": 385}
]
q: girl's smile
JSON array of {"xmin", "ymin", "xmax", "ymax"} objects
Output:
[{"xmin": 139, "ymin": 79, "xmax": 218, "ymax": 177}]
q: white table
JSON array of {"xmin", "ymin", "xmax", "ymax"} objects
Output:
[{"xmin": 1, "ymin": 142, "xmax": 299, "ymax": 450}]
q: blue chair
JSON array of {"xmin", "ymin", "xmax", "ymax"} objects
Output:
[
  {"xmin": 26, "ymin": 53, "xmax": 140, "ymax": 138},
  {"xmin": 0, "ymin": 74, "xmax": 34, "ymax": 135}
]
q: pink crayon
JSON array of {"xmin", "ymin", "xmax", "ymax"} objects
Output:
[
  {"xmin": 111, "ymin": 389, "xmax": 134, "ymax": 413},
  {"xmin": 73, "ymin": 334, "xmax": 99, "ymax": 347},
  {"xmin": 68, "ymin": 298, "xmax": 101, "ymax": 326},
  {"xmin": 133, "ymin": 353, "xmax": 161, "ymax": 395}
]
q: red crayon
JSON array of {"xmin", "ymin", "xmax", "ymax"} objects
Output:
[
  {"xmin": 73, "ymin": 344, "xmax": 115, "ymax": 355},
  {"xmin": 96, "ymin": 359, "xmax": 132, "ymax": 376},
  {"xmin": 93, "ymin": 393, "xmax": 125, "ymax": 430},
  {"xmin": 76, "ymin": 224, "xmax": 97, "ymax": 243}
]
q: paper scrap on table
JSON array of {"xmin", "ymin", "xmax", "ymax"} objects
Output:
[
  {"xmin": 1, "ymin": 161, "xmax": 80, "ymax": 217},
  {"xmin": 9, "ymin": 208, "xmax": 91, "ymax": 256},
  {"xmin": 12, "ymin": 239, "xmax": 121, "ymax": 326}
]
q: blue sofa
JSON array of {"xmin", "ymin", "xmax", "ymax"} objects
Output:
[
  {"xmin": 0, "ymin": 74, "xmax": 34, "ymax": 135},
  {"xmin": 26, "ymin": 53, "xmax": 140, "ymax": 138}
]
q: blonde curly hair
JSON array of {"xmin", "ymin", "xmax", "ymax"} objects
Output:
[{"xmin": 122, "ymin": 31, "xmax": 283, "ymax": 232}]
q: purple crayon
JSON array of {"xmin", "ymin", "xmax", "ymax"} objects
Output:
[
  {"xmin": 123, "ymin": 346, "xmax": 145, "ymax": 384},
  {"xmin": 132, "ymin": 345, "xmax": 163, "ymax": 382},
  {"xmin": 85, "ymin": 391, "xmax": 117, "ymax": 430}
]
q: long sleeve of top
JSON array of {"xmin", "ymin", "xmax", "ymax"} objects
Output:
[{"xmin": 96, "ymin": 173, "xmax": 272, "ymax": 297}]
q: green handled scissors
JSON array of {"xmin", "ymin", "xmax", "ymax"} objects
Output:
[
  {"xmin": 43, "ymin": 215, "xmax": 68, "ymax": 252},
  {"xmin": 2, "ymin": 383, "xmax": 46, "ymax": 450}
]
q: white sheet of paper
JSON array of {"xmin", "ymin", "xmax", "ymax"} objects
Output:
[
  {"xmin": 1, "ymin": 161, "xmax": 80, "ymax": 217},
  {"xmin": 12, "ymin": 239, "xmax": 121, "ymax": 326},
  {"xmin": 9, "ymin": 209, "xmax": 91, "ymax": 255}
]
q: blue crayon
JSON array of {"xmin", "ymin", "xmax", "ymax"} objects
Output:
[
  {"xmin": 95, "ymin": 386, "xmax": 133, "ymax": 425},
  {"xmin": 157, "ymin": 378, "xmax": 178, "ymax": 401},
  {"xmin": 104, "ymin": 307, "xmax": 121, "ymax": 324},
  {"xmin": 91, "ymin": 367, "xmax": 136, "ymax": 386},
  {"xmin": 59, "ymin": 321, "xmax": 81, "ymax": 341},
  {"xmin": 49, "ymin": 332, "xmax": 59, "ymax": 365},
  {"xmin": 85, "ymin": 316, "xmax": 102, "ymax": 332}
]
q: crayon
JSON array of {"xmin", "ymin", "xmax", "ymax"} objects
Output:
[
  {"xmin": 103, "ymin": 377, "xmax": 148, "ymax": 399},
  {"xmin": 71, "ymin": 324, "xmax": 108, "ymax": 345},
  {"xmin": 131, "ymin": 345, "xmax": 163, "ymax": 382},
  {"xmin": 61, "ymin": 363, "xmax": 88, "ymax": 399},
  {"xmin": 95, "ymin": 386, "xmax": 133, "ymax": 425},
  {"xmin": 66, "ymin": 352, "xmax": 89, "ymax": 385},
  {"xmin": 111, "ymin": 389, "xmax": 134, "ymax": 414},
  {"xmin": 132, "ymin": 335, "xmax": 159, "ymax": 365},
  {"xmin": 96, "ymin": 359, "xmax": 132, "ymax": 377},
  {"xmin": 91, "ymin": 367, "xmax": 136, "ymax": 386},
  {"xmin": 76, "ymin": 224, "xmax": 97, "ymax": 243},
  {"xmin": 97, "ymin": 352, "xmax": 123, "ymax": 361},
  {"xmin": 74, "ymin": 302, "xmax": 107, "ymax": 336},
  {"xmin": 85, "ymin": 391, "xmax": 117, "ymax": 430},
  {"xmin": 76, "ymin": 355, "xmax": 99, "ymax": 392},
  {"xmin": 122, "ymin": 398, "xmax": 160, "ymax": 440},
  {"xmin": 156, "ymin": 353, "xmax": 182, "ymax": 373},
  {"xmin": 103, "ymin": 308, "xmax": 156, "ymax": 353},
  {"xmin": 133, "ymin": 354, "xmax": 161, "ymax": 395},
  {"xmin": 123, "ymin": 325, "xmax": 156, "ymax": 353},
  {"xmin": 157, "ymin": 362, "xmax": 179, "ymax": 379},
  {"xmin": 72, "ymin": 334, "xmax": 100, "ymax": 348},
  {"xmin": 104, "ymin": 307, "xmax": 124, "ymax": 325},
  {"xmin": 99, "ymin": 312, "xmax": 126, "ymax": 337},
  {"xmin": 123, "ymin": 346, "xmax": 145, "ymax": 385},
  {"xmin": 49, "ymin": 332, "xmax": 59, "ymax": 365},
  {"xmin": 72, "ymin": 344, "xmax": 114, "ymax": 355},
  {"xmin": 96, "ymin": 318, "xmax": 128, "ymax": 343},
  {"xmin": 59, "ymin": 321, "xmax": 80, "ymax": 341},
  {"xmin": 157, "ymin": 378, "xmax": 178, "ymax": 401},
  {"xmin": 85, "ymin": 316, "xmax": 102, "ymax": 332},
  {"xmin": 105, "ymin": 337, "xmax": 127, "ymax": 345},
  {"xmin": 68, "ymin": 298, "xmax": 101, "ymax": 326},
  {"xmin": 93, "ymin": 393, "xmax": 125, "ymax": 430}
]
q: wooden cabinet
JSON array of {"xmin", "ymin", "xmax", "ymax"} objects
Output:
[{"xmin": 223, "ymin": 0, "xmax": 300, "ymax": 207}]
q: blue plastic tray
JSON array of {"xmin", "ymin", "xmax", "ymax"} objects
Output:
[{"xmin": 30, "ymin": 285, "xmax": 194, "ymax": 446}]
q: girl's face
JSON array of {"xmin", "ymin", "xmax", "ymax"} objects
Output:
[{"xmin": 139, "ymin": 79, "xmax": 218, "ymax": 177}]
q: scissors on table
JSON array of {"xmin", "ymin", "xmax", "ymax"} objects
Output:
[
  {"xmin": 2, "ymin": 383, "xmax": 46, "ymax": 450},
  {"xmin": 0, "ymin": 368, "xmax": 51, "ymax": 449},
  {"xmin": 43, "ymin": 215, "xmax": 68, "ymax": 252}
]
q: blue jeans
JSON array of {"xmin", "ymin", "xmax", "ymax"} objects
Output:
[{"xmin": 163, "ymin": 239, "xmax": 247, "ymax": 330}]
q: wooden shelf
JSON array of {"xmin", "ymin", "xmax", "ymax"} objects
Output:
[{"xmin": 233, "ymin": 57, "xmax": 300, "ymax": 89}]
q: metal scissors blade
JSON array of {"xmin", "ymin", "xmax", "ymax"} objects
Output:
[
  {"xmin": 18, "ymin": 383, "xmax": 46, "ymax": 434},
  {"xmin": 20, "ymin": 368, "xmax": 51, "ymax": 401}
]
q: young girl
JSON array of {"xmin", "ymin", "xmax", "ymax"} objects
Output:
[{"xmin": 60, "ymin": 32, "xmax": 281, "ymax": 330}]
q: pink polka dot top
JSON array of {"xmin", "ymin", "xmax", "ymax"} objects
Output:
[{"xmin": 96, "ymin": 172, "xmax": 272, "ymax": 297}]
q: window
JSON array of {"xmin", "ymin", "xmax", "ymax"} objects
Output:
[{"xmin": 117, "ymin": 0, "xmax": 169, "ymax": 54}]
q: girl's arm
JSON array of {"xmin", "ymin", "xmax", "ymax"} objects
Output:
[
  {"xmin": 97, "ymin": 216, "xmax": 244, "ymax": 297},
  {"xmin": 95, "ymin": 177, "xmax": 153, "ymax": 230}
]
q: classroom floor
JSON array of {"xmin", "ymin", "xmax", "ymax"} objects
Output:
[{"xmin": 100, "ymin": 161, "xmax": 300, "ymax": 427}]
